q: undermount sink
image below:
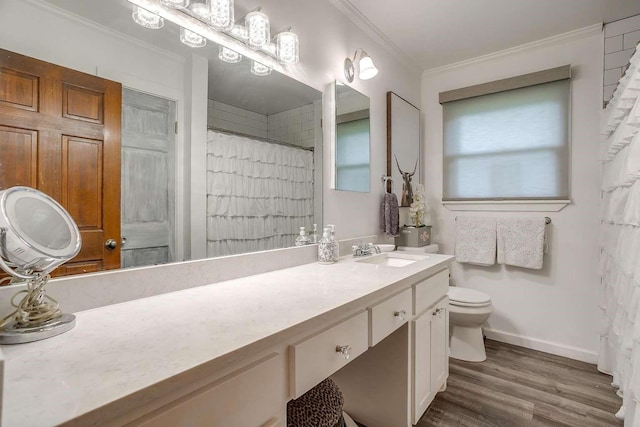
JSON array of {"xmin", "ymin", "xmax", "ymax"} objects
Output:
[{"xmin": 355, "ymin": 252, "xmax": 428, "ymax": 267}]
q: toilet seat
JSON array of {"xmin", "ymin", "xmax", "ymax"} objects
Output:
[{"xmin": 448, "ymin": 287, "xmax": 492, "ymax": 308}]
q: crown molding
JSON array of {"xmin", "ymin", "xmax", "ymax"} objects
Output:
[
  {"xmin": 422, "ymin": 23, "xmax": 602, "ymax": 78},
  {"xmin": 327, "ymin": 0, "xmax": 421, "ymax": 74},
  {"xmin": 23, "ymin": 0, "xmax": 186, "ymax": 63}
]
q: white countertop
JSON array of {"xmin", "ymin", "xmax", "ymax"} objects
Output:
[{"xmin": 1, "ymin": 253, "xmax": 453, "ymax": 427}]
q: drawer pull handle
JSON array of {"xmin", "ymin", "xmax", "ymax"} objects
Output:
[
  {"xmin": 336, "ymin": 344, "xmax": 352, "ymax": 360},
  {"xmin": 394, "ymin": 310, "xmax": 406, "ymax": 320},
  {"xmin": 432, "ymin": 307, "xmax": 444, "ymax": 317}
]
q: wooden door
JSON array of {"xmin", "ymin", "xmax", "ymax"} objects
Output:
[
  {"xmin": 121, "ymin": 88, "xmax": 175, "ymax": 269},
  {"xmin": 0, "ymin": 48, "xmax": 121, "ymax": 275}
]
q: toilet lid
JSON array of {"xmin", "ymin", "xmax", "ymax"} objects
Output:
[{"xmin": 448, "ymin": 287, "xmax": 491, "ymax": 306}]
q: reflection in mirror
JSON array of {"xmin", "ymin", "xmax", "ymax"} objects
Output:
[
  {"xmin": 0, "ymin": 0, "xmax": 322, "ymax": 277},
  {"xmin": 387, "ymin": 92, "xmax": 420, "ymax": 206},
  {"xmin": 335, "ymin": 83, "xmax": 370, "ymax": 192}
]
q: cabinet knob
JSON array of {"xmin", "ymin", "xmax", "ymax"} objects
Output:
[
  {"xmin": 335, "ymin": 344, "xmax": 352, "ymax": 360},
  {"xmin": 432, "ymin": 307, "xmax": 444, "ymax": 318},
  {"xmin": 394, "ymin": 310, "xmax": 407, "ymax": 320}
]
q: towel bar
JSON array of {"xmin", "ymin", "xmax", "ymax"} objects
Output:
[
  {"xmin": 381, "ymin": 176, "xmax": 394, "ymax": 193},
  {"xmin": 454, "ymin": 216, "xmax": 552, "ymax": 224}
]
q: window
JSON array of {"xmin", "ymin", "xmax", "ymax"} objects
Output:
[
  {"xmin": 336, "ymin": 114, "xmax": 370, "ymax": 192},
  {"xmin": 441, "ymin": 66, "xmax": 571, "ymax": 201}
]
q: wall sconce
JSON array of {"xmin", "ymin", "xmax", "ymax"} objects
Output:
[{"xmin": 344, "ymin": 48, "xmax": 378, "ymax": 83}]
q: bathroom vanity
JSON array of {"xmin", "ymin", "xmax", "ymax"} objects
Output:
[{"xmin": 0, "ymin": 252, "xmax": 453, "ymax": 427}]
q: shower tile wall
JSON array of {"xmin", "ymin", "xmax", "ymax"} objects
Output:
[
  {"xmin": 267, "ymin": 105, "xmax": 316, "ymax": 148},
  {"xmin": 603, "ymin": 14, "xmax": 640, "ymax": 104},
  {"xmin": 207, "ymin": 100, "xmax": 268, "ymax": 139},
  {"xmin": 206, "ymin": 100, "xmax": 317, "ymax": 149}
]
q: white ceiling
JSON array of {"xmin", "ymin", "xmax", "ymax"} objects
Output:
[{"xmin": 342, "ymin": 0, "xmax": 640, "ymax": 70}]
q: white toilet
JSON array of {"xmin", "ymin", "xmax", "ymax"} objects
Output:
[{"xmin": 448, "ymin": 286, "xmax": 494, "ymax": 362}]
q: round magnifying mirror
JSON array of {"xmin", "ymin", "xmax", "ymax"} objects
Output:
[{"xmin": 0, "ymin": 186, "xmax": 81, "ymax": 276}]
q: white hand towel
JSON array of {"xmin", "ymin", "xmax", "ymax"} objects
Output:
[
  {"xmin": 454, "ymin": 217, "xmax": 496, "ymax": 266},
  {"xmin": 497, "ymin": 217, "xmax": 546, "ymax": 269}
]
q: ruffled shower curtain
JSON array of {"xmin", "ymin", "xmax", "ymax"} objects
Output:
[
  {"xmin": 206, "ymin": 130, "xmax": 314, "ymax": 257},
  {"xmin": 599, "ymin": 45, "xmax": 640, "ymax": 426}
]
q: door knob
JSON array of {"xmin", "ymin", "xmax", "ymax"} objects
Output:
[{"xmin": 105, "ymin": 239, "xmax": 117, "ymax": 250}]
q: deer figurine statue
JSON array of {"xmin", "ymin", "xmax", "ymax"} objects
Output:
[{"xmin": 395, "ymin": 155, "xmax": 418, "ymax": 207}]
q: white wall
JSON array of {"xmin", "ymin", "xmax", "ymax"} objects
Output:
[
  {"xmin": 208, "ymin": 100, "xmax": 269, "ymax": 139},
  {"xmin": 603, "ymin": 14, "xmax": 640, "ymax": 103},
  {"xmin": 421, "ymin": 26, "xmax": 603, "ymax": 362}
]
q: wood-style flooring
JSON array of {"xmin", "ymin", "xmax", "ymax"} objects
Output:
[{"xmin": 417, "ymin": 340, "xmax": 622, "ymax": 426}]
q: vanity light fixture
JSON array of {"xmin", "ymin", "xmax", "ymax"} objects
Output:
[
  {"xmin": 344, "ymin": 48, "xmax": 379, "ymax": 83},
  {"xmin": 245, "ymin": 8, "xmax": 270, "ymax": 48},
  {"xmin": 132, "ymin": 6, "xmax": 164, "ymax": 29},
  {"xmin": 251, "ymin": 60, "xmax": 272, "ymax": 76},
  {"xmin": 160, "ymin": 0, "xmax": 190, "ymax": 8},
  {"xmin": 127, "ymin": 0, "xmax": 299, "ymax": 72},
  {"xmin": 219, "ymin": 45, "xmax": 242, "ymax": 63},
  {"xmin": 180, "ymin": 27, "xmax": 207, "ymax": 47}
]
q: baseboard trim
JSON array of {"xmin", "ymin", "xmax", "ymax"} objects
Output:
[{"xmin": 483, "ymin": 328, "xmax": 598, "ymax": 364}]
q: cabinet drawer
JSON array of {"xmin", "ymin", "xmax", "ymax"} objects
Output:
[
  {"xmin": 369, "ymin": 288, "xmax": 412, "ymax": 346},
  {"xmin": 414, "ymin": 269, "xmax": 449, "ymax": 315},
  {"xmin": 132, "ymin": 353, "xmax": 286, "ymax": 427},
  {"xmin": 290, "ymin": 311, "xmax": 368, "ymax": 398}
]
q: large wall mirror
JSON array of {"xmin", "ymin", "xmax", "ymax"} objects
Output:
[
  {"xmin": 0, "ymin": 0, "xmax": 322, "ymax": 277},
  {"xmin": 334, "ymin": 82, "xmax": 370, "ymax": 192},
  {"xmin": 387, "ymin": 91, "xmax": 420, "ymax": 206}
]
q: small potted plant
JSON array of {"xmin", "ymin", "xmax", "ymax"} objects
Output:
[{"xmin": 396, "ymin": 184, "xmax": 431, "ymax": 247}]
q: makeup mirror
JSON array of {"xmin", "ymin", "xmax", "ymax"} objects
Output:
[{"xmin": 0, "ymin": 186, "xmax": 80, "ymax": 344}]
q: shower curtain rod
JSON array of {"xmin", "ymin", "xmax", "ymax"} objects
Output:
[{"xmin": 208, "ymin": 127, "xmax": 314, "ymax": 152}]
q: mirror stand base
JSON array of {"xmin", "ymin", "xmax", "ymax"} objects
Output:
[{"xmin": 0, "ymin": 313, "xmax": 76, "ymax": 345}]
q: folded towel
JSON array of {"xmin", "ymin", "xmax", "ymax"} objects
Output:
[
  {"xmin": 497, "ymin": 217, "xmax": 546, "ymax": 269},
  {"xmin": 380, "ymin": 192, "xmax": 400, "ymax": 237},
  {"xmin": 454, "ymin": 217, "xmax": 496, "ymax": 266}
]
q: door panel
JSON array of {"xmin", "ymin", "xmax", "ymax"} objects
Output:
[
  {"xmin": 0, "ymin": 67, "xmax": 38, "ymax": 111},
  {"xmin": 121, "ymin": 88, "xmax": 175, "ymax": 268},
  {"xmin": 0, "ymin": 126, "xmax": 37, "ymax": 187},
  {"xmin": 0, "ymin": 48, "xmax": 121, "ymax": 275}
]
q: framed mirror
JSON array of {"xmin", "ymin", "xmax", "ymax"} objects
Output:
[
  {"xmin": 334, "ymin": 82, "xmax": 370, "ymax": 192},
  {"xmin": 387, "ymin": 91, "xmax": 420, "ymax": 206},
  {"xmin": 0, "ymin": 0, "xmax": 322, "ymax": 277}
]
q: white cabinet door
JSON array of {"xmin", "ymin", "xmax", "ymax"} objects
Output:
[
  {"xmin": 412, "ymin": 297, "xmax": 449, "ymax": 424},
  {"xmin": 430, "ymin": 298, "xmax": 449, "ymax": 392}
]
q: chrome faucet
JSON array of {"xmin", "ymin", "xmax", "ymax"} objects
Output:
[{"xmin": 352, "ymin": 242, "xmax": 381, "ymax": 257}]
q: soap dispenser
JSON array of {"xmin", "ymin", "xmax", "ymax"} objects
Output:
[
  {"xmin": 295, "ymin": 227, "xmax": 310, "ymax": 246},
  {"xmin": 318, "ymin": 228, "xmax": 335, "ymax": 264},
  {"xmin": 327, "ymin": 224, "xmax": 339, "ymax": 262},
  {"xmin": 310, "ymin": 224, "xmax": 319, "ymax": 244}
]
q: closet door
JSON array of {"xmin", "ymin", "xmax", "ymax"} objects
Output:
[
  {"xmin": 121, "ymin": 88, "xmax": 176, "ymax": 268},
  {"xmin": 0, "ymin": 48, "xmax": 122, "ymax": 275}
]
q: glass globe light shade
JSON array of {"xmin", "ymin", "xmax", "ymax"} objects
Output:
[
  {"xmin": 276, "ymin": 30, "xmax": 299, "ymax": 64},
  {"xmin": 358, "ymin": 52, "xmax": 378, "ymax": 80},
  {"xmin": 132, "ymin": 7, "xmax": 164, "ymax": 29},
  {"xmin": 251, "ymin": 61, "xmax": 272, "ymax": 76},
  {"xmin": 218, "ymin": 46, "xmax": 242, "ymax": 63},
  {"xmin": 180, "ymin": 28, "xmax": 207, "ymax": 48},
  {"xmin": 210, "ymin": 0, "xmax": 234, "ymax": 31},
  {"xmin": 245, "ymin": 9, "xmax": 270, "ymax": 48},
  {"xmin": 189, "ymin": 0, "xmax": 211, "ymax": 19},
  {"xmin": 160, "ymin": 0, "xmax": 190, "ymax": 8}
]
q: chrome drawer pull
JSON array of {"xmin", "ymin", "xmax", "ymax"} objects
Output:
[
  {"xmin": 336, "ymin": 344, "xmax": 352, "ymax": 360},
  {"xmin": 394, "ymin": 310, "xmax": 406, "ymax": 320},
  {"xmin": 432, "ymin": 307, "xmax": 444, "ymax": 318}
]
